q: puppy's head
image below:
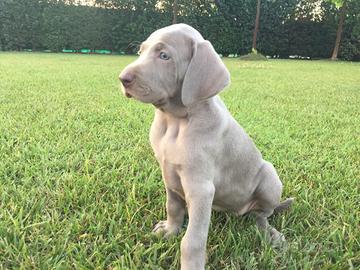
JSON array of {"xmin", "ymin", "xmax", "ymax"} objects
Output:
[{"xmin": 119, "ymin": 24, "xmax": 230, "ymax": 108}]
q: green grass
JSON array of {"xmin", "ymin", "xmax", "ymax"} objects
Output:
[{"xmin": 0, "ymin": 52, "xmax": 359, "ymax": 269}]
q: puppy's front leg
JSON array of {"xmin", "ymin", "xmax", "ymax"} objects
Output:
[
  {"xmin": 181, "ymin": 182, "xmax": 215, "ymax": 270},
  {"xmin": 153, "ymin": 188, "xmax": 186, "ymax": 237}
]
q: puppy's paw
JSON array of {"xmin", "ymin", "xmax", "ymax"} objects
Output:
[
  {"xmin": 152, "ymin": 220, "xmax": 181, "ymax": 238},
  {"xmin": 269, "ymin": 228, "xmax": 286, "ymax": 248}
]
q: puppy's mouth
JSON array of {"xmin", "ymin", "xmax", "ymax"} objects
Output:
[{"xmin": 122, "ymin": 84, "xmax": 151, "ymax": 99}]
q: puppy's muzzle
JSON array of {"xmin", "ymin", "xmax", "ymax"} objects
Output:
[{"xmin": 119, "ymin": 71, "xmax": 135, "ymax": 98}]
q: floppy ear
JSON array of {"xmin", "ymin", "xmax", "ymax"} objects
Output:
[{"xmin": 181, "ymin": 40, "xmax": 230, "ymax": 107}]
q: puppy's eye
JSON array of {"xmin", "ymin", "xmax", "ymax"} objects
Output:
[{"xmin": 159, "ymin": 52, "xmax": 170, "ymax": 60}]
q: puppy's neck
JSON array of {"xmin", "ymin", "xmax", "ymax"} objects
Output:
[{"xmin": 154, "ymin": 94, "xmax": 188, "ymax": 118}]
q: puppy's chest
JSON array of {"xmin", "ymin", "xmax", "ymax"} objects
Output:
[
  {"xmin": 150, "ymin": 119, "xmax": 187, "ymax": 165},
  {"xmin": 150, "ymin": 119, "xmax": 187, "ymax": 198}
]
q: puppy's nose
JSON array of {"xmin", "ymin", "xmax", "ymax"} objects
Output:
[{"xmin": 119, "ymin": 71, "xmax": 135, "ymax": 88}]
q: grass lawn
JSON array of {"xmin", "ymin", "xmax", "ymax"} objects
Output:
[{"xmin": 0, "ymin": 52, "xmax": 359, "ymax": 269}]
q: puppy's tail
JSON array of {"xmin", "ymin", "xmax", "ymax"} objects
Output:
[{"xmin": 273, "ymin": 197, "xmax": 294, "ymax": 215}]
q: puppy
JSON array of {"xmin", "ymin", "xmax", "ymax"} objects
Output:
[{"xmin": 119, "ymin": 23, "xmax": 293, "ymax": 270}]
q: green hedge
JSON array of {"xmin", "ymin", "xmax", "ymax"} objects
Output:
[{"xmin": 0, "ymin": 0, "xmax": 359, "ymax": 60}]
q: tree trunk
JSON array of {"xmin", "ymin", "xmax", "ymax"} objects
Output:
[
  {"xmin": 172, "ymin": 0, "xmax": 178, "ymax": 24},
  {"xmin": 331, "ymin": 3, "xmax": 346, "ymax": 60},
  {"xmin": 252, "ymin": 0, "xmax": 261, "ymax": 50}
]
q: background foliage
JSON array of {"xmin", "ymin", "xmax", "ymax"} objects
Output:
[{"xmin": 0, "ymin": 0, "xmax": 359, "ymax": 60}]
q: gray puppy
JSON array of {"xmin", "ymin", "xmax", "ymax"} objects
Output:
[{"xmin": 119, "ymin": 24, "xmax": 293, "ymax": 270}]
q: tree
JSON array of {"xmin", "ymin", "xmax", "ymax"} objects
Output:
[
  {"xmin": 0, "ymin": 0, "xmax": 43, "ymax": 50},
  {"xmin": 214, "ymin": 0, "xmax": 260, "ymax": 55},
  {"xmin": 339, "ymin": 0, "xmax": 360, "ymax": 60},
  {"xmin": 252, "ymin": 0, "xmax": 261, "ymax": 50},
  {"xmin": 329, "ymin": 0, "xmax": 347, "ymax": 60},
  {"xmin": 173, "ymin": 0, "xmax": 178, "ymax": 24}
]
